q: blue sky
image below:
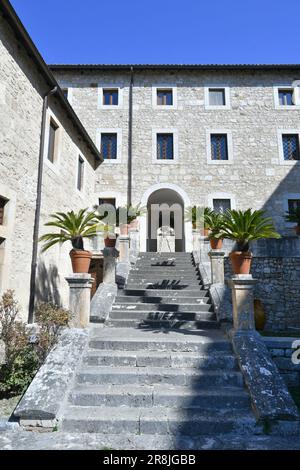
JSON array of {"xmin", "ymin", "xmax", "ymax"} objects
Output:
[{"xmin": 10, "ymin": 0, "xmax": 300, "ymax": 64}]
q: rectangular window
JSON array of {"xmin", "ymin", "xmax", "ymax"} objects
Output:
[
  {"xmin": 278, "ymin": 89, "xmax": 294, "ymax": 106},
  {"xmin": 157, "ymin": 134, "xmax": 174, "ymax": 160},
  {"xmin": 103, "ymin": 89, "xmax": 119, "ymax": 106},
  {"xmin": 77, "ymin": 156, "xmax": 84, "ymax": 191},
  {"xmin": 213, "ymin": 199, "xmax": 231, "ymax": 213},
  {"xmin": 282, "ymin": 134, "xmax": 300, "ymax": 160},
  {"xmin": 101, "ymin": 133, "xmax": 117, "ymax": 160},
  {"xmin": 47, "ymin": 119, "xmax": 58, "ymax": 163},
  {"xmin": 288, "ymin": 199, "xmax": 300, "ymax": 212},
  {"xmin": 211, "ymin": 134, "xmax": 228, "ymax": 160},
  {"xmin": 157, "ymin": 89, "xmax": 173, "ymax": 106},
  {"xmin": 99, "ymin": 197, "xmax": 116, "ymax": 208},
  {"xmin": 0, "ymin": 198, "xmax": 7, "ymax": 225},
  {"xmin": 209, "ymin": 88, "xmax": 226, "ymax": 106}
]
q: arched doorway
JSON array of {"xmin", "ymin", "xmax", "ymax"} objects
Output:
[{"xmin": 139, "ymin": 183, "xmax": 193, "ymax": 253}]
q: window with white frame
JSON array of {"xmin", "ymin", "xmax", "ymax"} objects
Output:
[
  {"xmin": 102, "ymin": 88, "xmax": 119, "ymax": 106},
  {"xmin": 205, "ymin": 86, "xmax": 230, "ymax": 109},
  {"xmin": 210, "ymin": 134, "xmax": 228, "ymax": 161},
  {"xmin": 213, "ymin": 199, "xmax": 231, "ymax": 213},
  {"xmin": 274, "ymin": 86, "xmax": 300, "ymax": 109},
  {"xmin": 152, "ymin": 86, "xmax": 177, "ymax": 109},
  {"xmin": 157, "ymin": 89, "xmax": 173, "ymax": 106},
  {"xmin": 47, "ymin": 118, "xmax": 59, "ymax": 163}
]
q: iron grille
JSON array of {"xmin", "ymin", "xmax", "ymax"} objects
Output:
[
  {"xmin": 211, "ymin": 134, "xmax": 228, "ymax": 160},
  {"xmin": 101, "ymin": 133, "xmax": 117, "ymax": 159},
  {"xmin": 157, "ymin": 134, "xmax": 174, "ymax": 159},
  {"xmin": 282, "ymin": 134, "xmax": 300, "ymax": 160}
]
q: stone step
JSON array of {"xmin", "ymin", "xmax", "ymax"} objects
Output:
[
  {"xmin": 131, "ymin": 267, "xmax": 198, "ymax": 273},
  {"xmin": 115, "ymin": 295, "xmax": 210, "ymax": 304},
  {"xmin": 135, "ymin": 261, "xmax": 195, "ymax": 267},
  {"xmin": 112, "ymin": 303, "xmax": 211, "ymax": 312},
  {"xmin": 88, "ymin": 327, "xmax": 232, "ymax": 353},
  {"xmin": 122, "ymin": 288, "xmax": 209, "ymax": 297},
  {"xmin": 61, "ymin": 406, "xmax": 256, "ymax": 435},
  {"xmin": 128, "ymin": 275, "xmax": 201, "ymax": 282},
  {"xmin": 105, "ymin": 319, "xmax": 218, "ymax": 330},
  {"xmin": 69, "ymin": 384, "xmax": 250, "ymax": 409},
  {"xmin": 109, "ymin": 310, "xmax": 214, "ymax": 321},
  {"xmin": 76, "ymin": 366, "xmax": 243, "ymax": 387},
  {"xmin": 138, "ymin": 253, "xmax": 193, "ymax": 257},
  {"xmin": 82, "ymin": 350, "xmax": 238, "ymax": 369},
  {"xmin": 125, "ymin": 283, "xmax": 202, "ymax": 290}
]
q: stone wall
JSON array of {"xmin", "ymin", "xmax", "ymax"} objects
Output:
[
  {"xmin": 53, "ymin": 68, "xmax": 300, "ymax": 235},
  {"xmin": 0, "ymin": 15, "xmax": 97, "ymax": 319},
  {"xmin": 225, "ymin": 256, "xmax": 300, "ymax": 331},
  {"xmin": 264, "ymin": 337, "xmax": 300, "ymax": 387}
]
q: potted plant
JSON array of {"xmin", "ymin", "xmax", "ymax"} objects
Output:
[
  {"xmin": 221, "ymin": 209, "xmax": 280, "ymax": 274},
  {"xmin": 185, "ymin": 206, "xmax": 213, "ymax": 236},
  {"xmin": 206, "ymin": 211, "xmax": 224, "ymax": 249},
  {"xmin": 39, "ymin": 209, "xmax": 99, "ymax": 273},
  {"xmin": 101, "ymin": 223, "xmax": 117, "ymax": 247},
  {"xmin": 285, "ymin": 208, "xmax": 300, "ymax": 235},
  {"xmin": 116, "ymin": 204, "xmax": 146, "ymax": 234}
]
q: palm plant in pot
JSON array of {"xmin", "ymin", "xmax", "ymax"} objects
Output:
[
  {"xmin": 101, "ymin": 223, "xmax": 117, "ymax": 247},
  {"xmin": 116, "ymin": 204, "xmax": 145, "ymax": 234},
  {"xmin": 185, "ymin": 206, "xmax": 213, "ymax": 236},
  {"xmin": 221, "ymin": 209, "xmax": 280, "ymax": 274},
  {"xmin": 285, "ymin": 207, "xmax": 300, "ymax": 235},
  {"xmin": 206, "ymin": 211, "xmax": 225, "ymax": 249},
  {"xmin": 39, "ymin": 209, "xmax": 99, "ymax": 273}
]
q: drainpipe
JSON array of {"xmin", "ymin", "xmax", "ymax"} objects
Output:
[
  {"xmin": 127, "ymin": 66, "xmax": 134, "ymax": 206},
  {"xmin": 28, "ymin": 86, "xmax": 57, "ymax": 323}
]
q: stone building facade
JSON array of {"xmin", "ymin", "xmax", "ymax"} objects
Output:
[
  {"xmin": 0, "ymin": 3, "xmax": 102, "ymax": 319},
  {"xmin": 51, "ymin": 65, "xmax": 300, "ymax": 252}
]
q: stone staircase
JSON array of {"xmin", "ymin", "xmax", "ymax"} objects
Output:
[{"xmin": 60, "ymin": 252, "xmax": 259, "ymax": 445}]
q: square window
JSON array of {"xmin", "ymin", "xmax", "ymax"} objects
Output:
[
  {"xmin": 47, "ymin": 119, "xmax": 58, "ymax": 163},
  {"xmin": 213, "ymin": 199, "xmax": 231, "ymax": 213},
  {"xmin": 157, "ymin": 89, "xmax": 173, "ymax": 106},
  {"xmin": 103, "ymin": 89, "xmax": 119, "ymax": 106},
  {"xmin": 278, "ymin": 89, "xmax": 294, "ymax": 106},
  {"xmin": 99, "ymin": 198, "xmax": 116, "ymax": 208},
  {"xmin": 101, "ymin": 133, "xmax": 118, "ymax": 160},
  {"xmin": 209, "ymin": 88, "xmax": 226, "ymax": 106},
  {"xmin": 0, "ymin": 198, "xmax": 8, "ymax": 225},
  {"xmin": 211, "ymin": 134, "xmax": 228, "ymax": 160},
  {"xmin": 282, "ymin": 134, "xmax": 300, "ymax": 160},
  {"xmin": 157, "ymin": 134, "xmax": 174, "ymax": 160},
  {"xmin": 288, "ymin": 199, "xmax": 300, "ymax": 212},
  {"xmin": 77, "ymin": 156, "xmax": 84, "ymax": 191}
]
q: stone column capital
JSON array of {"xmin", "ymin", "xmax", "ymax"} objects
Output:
[
  {"xmin": 229, "ymin": 274, "xmax": 257, "ymax": 331},
  {"xmin": 65, "ymin": 273, "xmax": 93, "ymax": 328},
  {"xmin": 208, "ymin": 250, "xmax": 225, "ymax": 258}
]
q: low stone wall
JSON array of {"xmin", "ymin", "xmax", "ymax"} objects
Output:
[
  {"xmin": 225, "ymin": 257, "xmax": 300, "ymax": 331},
  {"xmin": 263, "ymin": 337, "xmax": 300, "ymax": 387}
]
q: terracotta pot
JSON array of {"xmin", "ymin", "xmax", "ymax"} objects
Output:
[
  {"xmin": 120, "ymin": 224, "xmax": 129, "ymax": 235},
  {"xmin": 229, "ymin": 251, "xmax": 252, "ymax": 275},
  {"xmin": 129, "ymin": 219, "xmax": 139, "ymax": 230},
  {"xmin": 104, "ymin": 237, "xmax": 116, "ymax": 248},
  {"xmin": 294, "ymin": 225, "xmax": 300, "ymax": 236},
  {"xmin": 70, "ymin": 250, "xmax": 92, "ymax": 273},
  {"xmin": 209, "ymin": 238, "xmax": 223, "ymax": 250},
  {"xmin": 254, "ymin": 299, "xmax": 266, "ymax": 331},
  {"xmin": 200, "ymin": 228, "xmax": 209, "ymax": 237}
]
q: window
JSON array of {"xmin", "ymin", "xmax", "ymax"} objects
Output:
[
  {"xmin": 47, "ymin": 119, "xmax": 58, "ymax": 163},
  {"xmin": 101, "ymin": 133, "xmax": 117, "ymax": 160},
  {"xmin": 157, "ymin": 89, "xmax": 173, "ymax": 106},
  {"xmin": 99, "ymin": 197, "xmax": 116, "ymax": 208},
  {"xmin": 282, "ymin": 134, "xmax": 300, "ymax": 161},
  {"xmin": 288, "ymin": 199, "xmax": 300, "ymax": 212},
  {"xmin": 0, "ymin": 198, "xmax": 7, "ymax": 225},
  {"xmin": 77, "ymin": 156, "xmax": 84, "ymax": 191},
  {"xmin": 211, "ymin": 134, "xmax": 228, "ymax": 160},
  {"xmin": 209, "ymin": 88, "xmax": 225, "ymax": 106},
  {"xmin": 103, "ymin": 89, "xmax": 118, "ymax": 106},
  {"xmin": 157, "ymin": 134, "xmax": 174, "ymax": 160},
  {"xmin": 278, "ymin": 89, "xmax": 294, "ymax": 106},
  {"xmin": 213, "ymin": 199, "xmax": 231, "ymax": 213}
]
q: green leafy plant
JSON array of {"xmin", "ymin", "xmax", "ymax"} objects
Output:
[
  {"xmin": 0, "ymin": 291, "xmax": 70, "ymax": 398},
  {"xmin": 116, "ymin": 204, "xmax": 146, "ymax": 226},
  {"xmin": 39, "ymin": 208, "xmax": 99, "ymax": 252},
  {"xmin": 185, "ymin": 206, "xmax": 213, "ymax": 230},
  {"xmin": 285, "ymin": 208, "xmax": 300, "ymax": 226},
  {"xmin": 205, "ymin": 211, "xmax": 225, "ymax": 239},
  {"xmin": 221, "ymin": 209, "xmax": 280, "ymax": 252}
]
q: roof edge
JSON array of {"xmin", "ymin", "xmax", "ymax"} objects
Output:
[
  {"xmin": 48, "ymin": 63, "xmax": 300, "ymax": 71},
  {"xmin": 0, "ymin": 0, "xmax": 102, "ymax": 163}
]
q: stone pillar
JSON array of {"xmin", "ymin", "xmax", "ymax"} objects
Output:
[
  {"xmin": 129, "ymin": 228, "xmax": 140, "ymax": 264},
  {"xmin": 102, "ymin": 247, "xmax": 119, "ymax": 284},
  {"xmin": 65, "ymin": 274, "xmax": 93, "ymax": 328},
  {"xmin": 228, "ymin": 275, "xmax": 258, "ymax": 331},
  {"xmin": 118, "ymin": 235, "xmax": 130, "ymax": 263},
  {"xmin": 208, "ymin": 250, "xmax": 225, "ymax": 285}
]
